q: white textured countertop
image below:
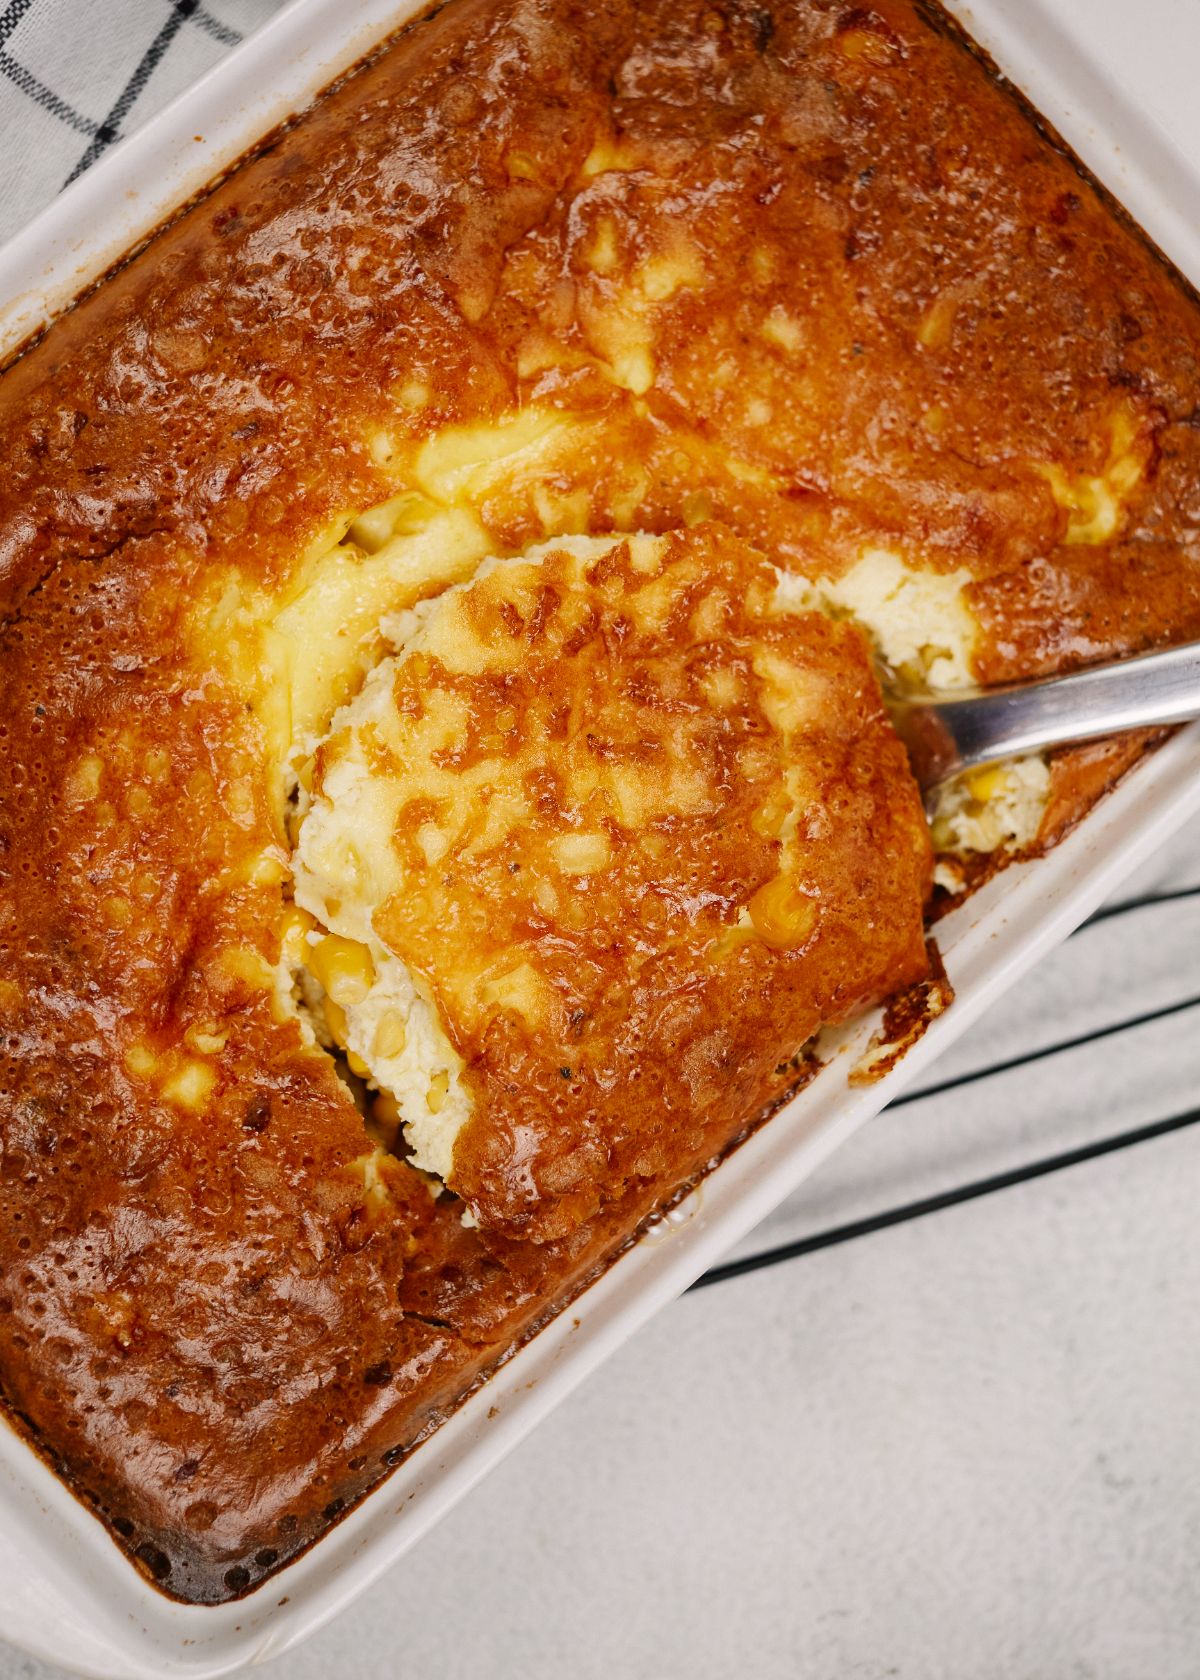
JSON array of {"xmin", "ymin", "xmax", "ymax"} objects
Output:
[{"xmin": 2, "ymin": 1, "xmax": 1200, "ymax": 1675}]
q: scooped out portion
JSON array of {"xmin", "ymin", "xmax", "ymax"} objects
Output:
[{"xmin": 292, "ymin": 526, "xmax": 932, "ymax": 1242}]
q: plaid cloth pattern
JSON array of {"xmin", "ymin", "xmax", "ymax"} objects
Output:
[{"xmin": 0, "ymin": 0, "xmax": 283, "ymax": 246}]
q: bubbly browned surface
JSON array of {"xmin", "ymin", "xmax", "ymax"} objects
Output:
[{"xmin": 2, "ymin": 0, "xmax": 1200, "ymax": 1606}]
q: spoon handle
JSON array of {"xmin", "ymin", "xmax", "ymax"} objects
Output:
[{"xmin": 886, "ymin": 641, "xmax": 1200, "ymax": 794}]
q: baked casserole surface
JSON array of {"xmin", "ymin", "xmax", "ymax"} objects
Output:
[{"xmin": 1, "ymin": 0, "xmax": 1199, "ymax": 1602}]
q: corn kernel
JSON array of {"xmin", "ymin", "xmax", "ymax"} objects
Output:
[
  {"xmin": 518, "ymin": 337, "xmax": 564, "ymax": 379},
  {"xmin": 689, "ymin": 591, "xmax": 727, "ymax": 640},
  {"xmin": 580, "ymin": 135, "xmax": 635, "ymax": 179},
  {"xmin": 609, "ymin": 461, "xmax": 651, "ymax": 524},
  {"xmin": 550, "ymin": 831, "xmax": 612, "ymax": 874},
  {"xmin": 279, "ymin": 904, "xmax": 316, "ymax": 966},
  {"xmin": 366, "ymin": 1090, "xmax": 404, "ymax": 1152},
  {"xmin": 131, "ymin": 866, "xmax": 159, "ymax": 903},
  {"xmin": 245, "ymin": 847, "xmax": 287, "ymax": 886},
  {"xmin": 1035, "ymin": 401, "xmax": 1152, "ymax": 547},
  {"xmin": 477, "ymin": 963, "xmax": 547, "ymax": 1023},
  {"xmin": 372, "ymin": 1009, "xmax": 409, "ymax": 1060},
  {"xmin": 637, "ymin": 248, "xmax": 703, "ymax": 302},
  {"xmin": 66, "ymin": 754, "xmax": 104, "ymax": 805},
  {"xmin": 533, "ymin": 877, "xmax": 559, "ymax": 917},
  {"xmin": 611, "ymin": 348, "xmax": 656, "ymax": 395},
  {"xmin": 506, "ymin": 150, "xmax": 539, "ymax": 181},
  {"xmin": 357, "ymin": 1148, "xmax": 391, "ymax": 1211},
  {"xmin": 416, "ymin": 822, "xmax": 449, "ymax": 866},
  {"xmin": 761, "ymin": 307, "xmax": 802, "ymax": 353},
  {"xmin": 750, "ymin": 791, "xmax": 791, "ymax": 839},
  {"xmin": 216, "ymin": 945, "xmax": 274, "ymax": 989},
  {"xmin": 124, "ymin": 1043, "xmax": 158, "ymax": 1079},
  {"xmin": 747, "ymin": 876, "xmax": 818, "ymax": 949},
  {"xmin": 185, "ymin": 1024, "xmax": 228, "ymax": 1056},
  {"xmin": 588, "ymin": 217, "xmax": 619, "ymax": 275},
  {"xmin": 839, "ymin": 26, "xmax": 900, "ymax": 65},
  {"xmin": 103, "ymin": 895, "xmax": 132, "ymax": 928},
  {"xmin": 966, "ymin": 765, "xmax": 1009, "ymax": 804},
  {"xmin": 918, "ymin": 293, "xmax": 957, "ymax": 351},
  {"xmin": 426, "ymin": 1070, "xmax": 450, "ymax": 1113},
  {"xmin": 226, "ymin": 780, "xmax": 256, "ymax": 822},
  {"xmin": 308, "ymin": 934, "xmax": 376, "ymax": 1007},
  {"xmin": 368, "ymin": 427, "xmax": 396, "ymax": 465},
  {"xmin": 161, "ymin": 1059, "xmax": 216, "ymax": 1111},
  {"xmin": 346, "ymin": 1049, "xmax": 370, "ymax": 1078},
  {"xmin": 700, "ymin": 667, "xmax": 741, "ymax": 710},
  {"xmin": 458, "ymin": 282, "xmax": 490, "ymax": 324},
  {"xmin": 185, "ymin": 767, "xmax": 215, "ymax": 804}
]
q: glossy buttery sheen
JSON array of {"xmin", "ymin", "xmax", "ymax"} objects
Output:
[{"xmin": 1, "ymin": 0, "xmax": 1199, "ymax": 1607}]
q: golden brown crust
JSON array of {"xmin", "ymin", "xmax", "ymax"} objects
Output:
[{"xmin": 2, "ymin": 0, "xmax": 1200, "ymax": 1605}]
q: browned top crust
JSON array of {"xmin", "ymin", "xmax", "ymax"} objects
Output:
[{"xmin": 1, "ymin": 0, "xmax": 1199, "ymax": 1605}]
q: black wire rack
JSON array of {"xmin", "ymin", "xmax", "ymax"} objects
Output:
[{"xmin": 694, "ymin": 861, "xmax": 1200, "ymax": 1293}]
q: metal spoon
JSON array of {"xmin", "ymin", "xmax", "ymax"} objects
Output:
[{"xmin": 883, "ymin": 640, "xmax": 1200, "ymax": 798}]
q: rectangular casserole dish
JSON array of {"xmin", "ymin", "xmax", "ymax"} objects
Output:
[{"xmin": 1, "ymin": 0, "xmax": 1200, "ymax": 1671}]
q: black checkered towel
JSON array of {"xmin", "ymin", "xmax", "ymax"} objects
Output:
[{"xmin": 0, "ymin": 0, "xmax": 282, "ymax": 247}]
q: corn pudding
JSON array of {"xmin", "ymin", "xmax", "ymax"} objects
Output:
[{"xmin": 1, "ymin": 0, "xmax": 1199, "ymax": 1603}]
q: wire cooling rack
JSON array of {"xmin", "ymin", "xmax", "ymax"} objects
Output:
[{"xmin": 696, "ymin": 817, "xmax": 1200, "ymax": 1290}]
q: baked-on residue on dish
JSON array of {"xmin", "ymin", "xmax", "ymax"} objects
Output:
[{"xmin": 2, "ymin": 0, "xmax": 1200, "ymax": 1603}]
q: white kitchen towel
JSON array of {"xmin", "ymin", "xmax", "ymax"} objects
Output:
[{"xmin": 0, "ymin": 0, "xmax": 280, "ymax": 245}]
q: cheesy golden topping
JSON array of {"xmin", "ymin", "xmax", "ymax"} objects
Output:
[{"xmin": 291, "ymin": 526, "xmax": 931, "ymax": 1236}]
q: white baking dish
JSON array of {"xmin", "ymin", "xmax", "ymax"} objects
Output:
[{"xmin": 1, "ymin": 1, "xmax": 1199, "ymax": 1673}]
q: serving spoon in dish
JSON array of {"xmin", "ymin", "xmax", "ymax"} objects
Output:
[{"xmin": 883, "ymin": 639, "xmax": 1200, "ymax": 798}]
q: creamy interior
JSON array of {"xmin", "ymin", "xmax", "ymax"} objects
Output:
[
  {"xmin": 934, "ymin": 755, "xmax": 1052, "ymax": 854},
  {"xmin": 775, "ymin": 553, "xmax": 1049, "ymax": 882},
  {"xmin": 289, "ymin": 539, "xmax": 627, "ymax": 1180},
  {"xmin": 775, "ymin": 548, "xmax": 979, "ymax": 691}
]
